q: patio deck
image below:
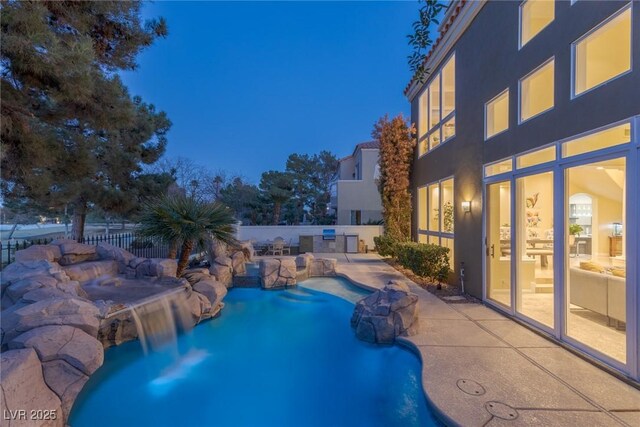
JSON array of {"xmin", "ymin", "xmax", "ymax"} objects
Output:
[{"xmin": 318, "ymin": 253, "xmax": 640, "ymax": 427}]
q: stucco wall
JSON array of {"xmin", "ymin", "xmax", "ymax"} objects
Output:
[
  {"xmin": 410, "ymin": 0, "xmax": 640, "ymax": 298},
  {"xmin": 236, "ymin": 225, "xmax": 384, "ymax": 248}
]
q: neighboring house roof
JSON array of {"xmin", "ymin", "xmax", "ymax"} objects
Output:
[
  {"xmin": 404, "ymin": 0, "xmax": 468, "ymax": 97},
  {"xmin": 338, "ymin": 140, "xmax": 380, "ymax": 163}
]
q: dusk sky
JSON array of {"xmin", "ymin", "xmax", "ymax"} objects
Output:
[{"xmin": 121, "ymin": 1, "xmax": 419, "ymax": 183}]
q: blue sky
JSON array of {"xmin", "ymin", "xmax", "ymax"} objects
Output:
[{"xmin": 122, "ymin": 1, "xmax": 419, "ymax": 183}]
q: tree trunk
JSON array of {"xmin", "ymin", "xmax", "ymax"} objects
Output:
[
  {"xmin": 177, "ymin": 239, "xmax": 193, "ymax": 277},
  {"xmin": 168, "ymin": 239, "xmax": 179, "ymax": 260},
  {"xmin": 72, "ymin": 201, "xmax": 87, "ymax": 242},
  {"xmin": 273, "ymin": 202, "xmax": 281, "ymax": 225}
]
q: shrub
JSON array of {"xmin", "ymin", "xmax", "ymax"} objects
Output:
[
  {"xmin": 374, "ymin": 235, "xmax": 398, "ymax": 257},
  {"xmin": 395, "ymin": 242, "xmax": 450, "ymax": 284}
]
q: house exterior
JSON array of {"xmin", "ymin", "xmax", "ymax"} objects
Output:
[
  {"xmin": 406, "ymin": 0, "xmax": 640, "ymax": 381},
  {"xmin": 329, "ymin": 141, "xmax": 383, "ymax": 225}
]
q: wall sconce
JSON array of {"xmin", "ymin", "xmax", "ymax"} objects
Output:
[{"xmin": 461, "ymin": 200, "xmax": 471, "ymax": 213}]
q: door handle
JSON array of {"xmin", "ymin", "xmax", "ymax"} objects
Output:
[{"xmin": 490, "ymin": 244, "xmax": 495, "ymax": 258}]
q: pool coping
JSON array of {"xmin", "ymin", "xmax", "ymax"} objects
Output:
[{"xmin": 321, "ymin": 253, "xmax": 640, "ymax": 427}]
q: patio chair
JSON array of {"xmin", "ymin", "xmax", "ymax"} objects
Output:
[
  {"xmin": 267, "ymin": 240, "xmax": 284, "ymax": 256},
  {"xmin": 282, "ymin": 239, "xmax": 291, "ymax": 255}
]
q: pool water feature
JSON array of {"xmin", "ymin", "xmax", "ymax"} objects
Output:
[{"xmin": 70, "ymin": 278, "xmax": 439, "ymax": 427}]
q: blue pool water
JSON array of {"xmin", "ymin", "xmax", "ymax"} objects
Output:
[{"xmin": 70, "ymin": 279, "xmax": 439, "ymax": 427}]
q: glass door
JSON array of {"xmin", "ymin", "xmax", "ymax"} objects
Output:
[
  {"xmin": 486, "ymin": 181, "xmax": 512, "ymax": 308},
  {"xmin": 565, "ymin": 158, "xmax": 627, "ymax": 363},
  {"xmin": 515, "ymin": 171, "xmax": 555, "ymax": 328}
]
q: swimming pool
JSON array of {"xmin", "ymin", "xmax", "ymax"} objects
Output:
[{"xmin": 70, "ymin": 278, "xmax": 439, "ymax": 427}]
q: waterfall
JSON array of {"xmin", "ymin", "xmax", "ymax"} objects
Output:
[{"xmin": 129, "ymin": 291, "xmax": 192, "ymax": 356}]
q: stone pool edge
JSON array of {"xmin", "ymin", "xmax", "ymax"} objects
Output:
[{"xmin": 331, "ymin": 271, "xmax": 459, "ymax": 427}]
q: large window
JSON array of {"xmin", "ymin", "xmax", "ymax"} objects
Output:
[
  {"xmin": 485, "ymin": 89, "xmax": 510, "ymax": 139},
  {"xmin": 520, "ymin": 58, "xmax": 554, "ymax": 123},
  {"xmin": 520, "ymin": 0, "xmax": 555, "ymax": 48},
  {"xmin": 573, "ymin": 5, "xmax": 632, "ymax": 97},
  {"xmin": 417, "ymin": 55, "xmax": 456, "ymax": 156},
  {"xmin": 418, "ymin": 178, "xmax": 455, "ymax": 268}
]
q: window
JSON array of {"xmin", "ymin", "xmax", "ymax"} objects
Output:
[
  {"xmin": 562, "ymin": 121, "xmax": 631, "ymax": 158},
  {"xmin": 418, "ymin": 186, "xmax": 427, "ymax": 230},
  {"xmin": 485, "ymin": 89, "xmax": 510, "ymax": 139},
  {"xmin": 350, "ymin": 210, "xmax": 362, "ymax": 225},
  {"xmin": 573, "ymin": 5, "xmax": 632, "ymax": 97},
  {"xmin": 419, "ymin": 178, "xmax": 455, "ymax": 268},
  {"xmin": 484, "ymin": 158, "xmax": 513, "ymax": 177},
  {"xmin": 417, "ymin": 54, "xmax": 456, "ymax": 156},
  {"xmin": 520, "ymin": 0, "xmax": 555, "ymax": 48},
  {"xmin": 517, "ymin": 145, "xmax": 556, "ymax": 169},
  {"xmin": 520, "ymin": 58, "xmax": 554, "ymax": 122}
]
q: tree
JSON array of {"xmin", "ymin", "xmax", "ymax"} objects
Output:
[
  {"xmin": 259, "ymin": 171, "xmax": 294, "ymax": 225},
  {"xmin": 138, "ymin": 194, "xmax": 238, "ymax": 276},
  {"xmin": 219, "ymin": 177, "xmax": 263, "ymax": 225},
  {"xmin": 1, "ymin": 1, "xmax": 169, "ymax": 240},
  {"xmin": 373, "ymin": 114, "xmax": 416, "ymax": 241},
  {"xmin": 284, "ymin": 151, "xmax": 338, "ymax": 224},
  {"xmin": 407, "ymin": 0, "xmax": 447, "ymax": 84}
]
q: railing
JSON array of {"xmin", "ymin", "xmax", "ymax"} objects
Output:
[{"xmin": 1, "ymin": 232, "xmax": 169, "ymax": 270}]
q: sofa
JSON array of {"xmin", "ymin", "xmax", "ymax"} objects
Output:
[{"xmin": 569, "ymin": 267, "xmax": 625, "ymax": 324}]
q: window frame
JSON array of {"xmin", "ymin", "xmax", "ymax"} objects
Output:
[
  {"xmin": 518, "ymin": 57, "xmax": 555, "ymax": 124},
  {"xmin": 519, "ymin": 0, "xmax": 555, "ymax": 49},
  {"xmin": 570, "ymin": 3, "xmax": 633, "ymax": 99},
  {"xmin": 417, "ymin": 176, "xmax": 455, "ymax": 242},
  {"xmin": 485, "ymin": 88, "xmax": 510, "ymax": 141},
  {"xmin": 417, "ymin": 53, "xmax": 456, "ymax": 158}
]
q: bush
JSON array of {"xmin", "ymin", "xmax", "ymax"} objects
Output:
[
  {"xmin": 395, "ymin": 242, "xmax": 450, "ymax": 284},
  {"xmin": 374, "ymin": 235, "xmax": 398, "ymax": 257}
]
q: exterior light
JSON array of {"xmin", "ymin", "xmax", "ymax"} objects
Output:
[{"xmin": 461, "ymin": 200, "xmax": 471, "ymax": 213}]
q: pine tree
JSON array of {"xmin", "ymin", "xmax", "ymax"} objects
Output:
[{"xmin": 1, "ymin": 1, "xmax": 169, "ymax": 240}]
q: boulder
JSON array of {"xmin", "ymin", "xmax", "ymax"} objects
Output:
[
  {"xmin": 55, "ymin": 280, "xmax": 89, "ymax": 299},
  {"xmin": 5, "ymin": 275, "xmax": 59, "ymax": 303},
  {"xmin": 97, "ymin": 312, "xmax": 138, "ymax": 349},
  {"xmin": 193, "ymin": 278, "xmax": 228, "ymax": 308},
  {"xmin": 214, "ymin": 256, "xmax": 232, "ymax": 268},
  {"xmin": 183, "ymin": 292, "xmax": 204, "ymax": 326},
  {"xmin": 1, "ymin": 260, "xmax": 66, "ymax": 288},
  {"xmin": 207, "ymin": 239, "xmax": 229, "ymax": 259},
  {"xmin": 62, "ymin": 260, "xmax": 119, "ymax": 283},
  {"xmin": 210, "ymin": 263, "xmax": 232, "ymax": 287},
  {"xmin": 0, "ymin": 348, "xmax": 63, "ymax": 427},
  {"xmin": 351, "ymin": 281, "xmax": 419, "ymax": 344},
  {"xmin": 2, "ymin": 298, "xmax": 101, "ymax": 343},
  {"xmin": 259, "ymin": 258, "xmax": 280, "ymax": 289},
  {"xmin": 42, "ymin": 359, "xmax": 89, "ymax": 421},
  {"xmin": 57, "ymin": 242, "xmax": 98, "ymax": 265},
  {"xmin": 9, "ymin": 325, "xmax": 104, "ymax": 375},
  {"xmin": 231, "ymin": 251, "xmax": 246, "ymax": 275},
  {"xmin": 96, "ymin": 243, "xmax": 136, "ymax": 272},
  {"xmin": 21, "ymin": 288, "xmax": 71, "ymax": 304},
  {"xmin": 238, "ymin": 241, "xmax": 255, "ymax": 262},
  {"xmin": 260, "ymin": 258, "xmax": 296, "ymax": 289},
  {"xmin": 148, "ymin": 258, "xmax": 177, "ymax": 278},
  {"xmin": 310, "ymin": 258, "xmax": 337, "ymax": 277},
  {"xmin": 182, "ymin": 268, "xmax": 210, "ymax": 285},
  {"xmin": 14, "ymin": 244, "xmax": 62, "ymax": 263},
  {"xmin": 295, "ymin": 253, "xmax": 314, "ymax": 269}
]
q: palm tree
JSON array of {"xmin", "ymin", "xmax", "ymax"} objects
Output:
[{"xmin": 138, "ymin": 194, "xmax": 238, "ymax": 276}]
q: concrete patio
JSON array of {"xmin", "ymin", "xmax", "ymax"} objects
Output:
[{"xmin": 318, "ymin": 253, "xmax": 640, "ymax": 427}]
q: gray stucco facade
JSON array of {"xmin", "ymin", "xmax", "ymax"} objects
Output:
[{"xmin": 409, "ymin": 0, "xmax": 640, "ymax": 299}]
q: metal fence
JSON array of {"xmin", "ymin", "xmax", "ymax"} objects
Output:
[{"xmin": 1, "ymin": 232, "xmax": 169, "ymax": 270}]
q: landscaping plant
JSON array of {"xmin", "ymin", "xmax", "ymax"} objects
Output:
[
  {"xmin": 138, "ymin": 194, "xmax": 238, "ymax": 276},
  {"xmin": 373, "ymin": 114, "xmax": 416, "ymax": 242}
]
